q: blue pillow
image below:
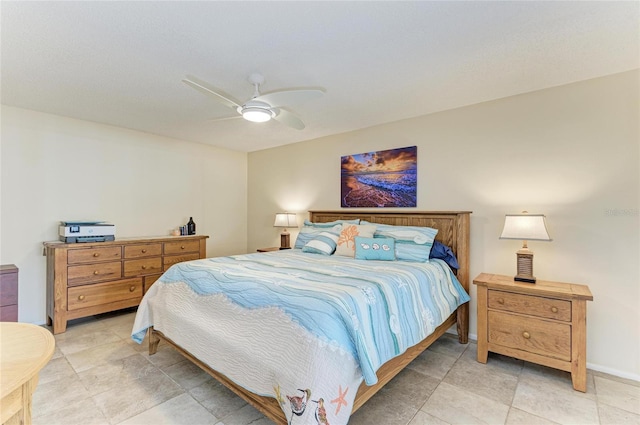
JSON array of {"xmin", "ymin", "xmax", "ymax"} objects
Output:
[
  {"xmin": 361, "ymin": 221, "xmax": 438, "ymax": 262},
  {"xmin": 303, "ymin": 219, "xmax": 360, "ymax": 228},
  {"xmin": 354, "ymin": 237, "xmax": 395, "ymax": 261},
  {"xmin": 302, "ymin": 232, "xmax": 339, "ymax": 256},
  {"xmin": 429, "ymin": 240, "xmax": 459, "ymax": 270},
  {"xmin": 294, "ymin": 224, "xmax": 343, "ymax": 249}
]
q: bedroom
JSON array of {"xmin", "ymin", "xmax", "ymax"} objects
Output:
[{"xmin": 0, "ymin": 1, "xmax": 638, "ymax": 425}]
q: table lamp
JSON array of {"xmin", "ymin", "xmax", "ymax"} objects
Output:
[
  {"xmin": 274, "ymin": 213, "xmax": 298, "ymax": 249},
  {"xmin": 499, "ymin": 212, "xmax": 551, "ymax": 283}
]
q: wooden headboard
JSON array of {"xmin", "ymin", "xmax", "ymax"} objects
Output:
[{"xmin": 308, "ymin": 210, "xmax": 471, "ymax": 294}]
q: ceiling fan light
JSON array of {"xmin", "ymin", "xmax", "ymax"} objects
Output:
[{"xmin": 242, "ymin": 107, "xmax": 273, "ymax": 123}]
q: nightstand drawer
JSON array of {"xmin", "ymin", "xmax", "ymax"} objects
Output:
[
  {"xmin": 488, "ymin": 290, "xmax": 571, "ymax": 322},
  {"xmin": 488, "ymin": 310, "xmax": 571, "ymax": 361}
]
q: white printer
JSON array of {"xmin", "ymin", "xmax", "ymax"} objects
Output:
[{"xmin": 59, "ymin": 221, "xmax": 116, "ymax": 243}]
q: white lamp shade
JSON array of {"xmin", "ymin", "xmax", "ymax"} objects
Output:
[
  {"xmin": 274, "ymin": 213, "xmax": 298, "ymax": 228},
  {"xmin": 242, "ymin": 108, "xmax": 272, "ymax": 123},
  {"xmin": 500, "ymin": 214, "xmax": 551, "ymax": 241}
]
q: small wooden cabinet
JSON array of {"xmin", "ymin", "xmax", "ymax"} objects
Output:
[
  {"xmin": 473, "ymin": 273, "xmax": 593, "ymax": 392},
  {"xmin": 44, "ymin": 235, "xmax": 208, "ymax": 334},
  {"xmin": 0, "ymin": 265, "xmax": 19, "ymax": 322},
  {"xmin": 257, "ymin": 247, "xmax": 283, "ymax": 252}
]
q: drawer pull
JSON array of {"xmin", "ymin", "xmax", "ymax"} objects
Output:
[
  {"xmin": 181, "ymin": 245, "xmax": 186, "ymax": 250},
  {"xmin": 551, "ymin": 306, "xmax": 558, "ymax": 313},
  {"xmin": 93, "ymin": 270, "xmax": 99, "ymax": 275},
  {"xmin": 93, "ymin": 253, "xmax": 99, "ymax": 257},
  {"xmin": 497, "ymin": 298, "xmax": 504, "ymax": 305},
  {"xmin": 141, "ymin": 265, "xmax": 147, "ymax": 270},
  {"xmin": 142, "ymin": 249, "xmax": 147, "ymax": 253},
  {"xmin": 78, "ymin": 295, "xmax": 85, "ymax": 301},
  {"xmin": 522, "ymin": 331, "xmax": 531, "ymax": 339},
  {"xmin": 129, "ymin": 286, "xmax": 136, "ymax": 292}
]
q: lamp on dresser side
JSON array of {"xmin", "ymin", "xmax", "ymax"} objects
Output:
[
  {"xmin": 499, "ymin": 212, "xmax": 551, "ymax": 283},
  {"xmin": 273, "ymin": 213, "xmax": 298, "ymax": 249}
]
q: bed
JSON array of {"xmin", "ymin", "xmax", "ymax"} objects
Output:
[{"xmin": 132, "ymin": 210, "xmax": 471, "ymax": 424}]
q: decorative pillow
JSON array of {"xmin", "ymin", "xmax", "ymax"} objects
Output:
[
  {"xmin": 302, "ymin": 231, "xmax": 340, "ymax": 256},
  {"xmin": 294, "ymin": 224, "xmax": 343, "ymax": 249},
  {"xmin": 361, "ymin": 221, "xmax": 439, "ymax": 262},
  {"xmin": 354, "ymin": 237, "xmax": 395, "ymax": 261},
  {"xmin": 334, "ymin": 224, "xmax": 377, "ymax": 257},
  {"xmin": 429, "ymin": 240, "xmax": 459, "ymax": 270}
]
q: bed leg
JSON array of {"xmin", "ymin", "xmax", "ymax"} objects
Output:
[
  {"xmin": 456, "ymin": 303, "xmax": 469, "ymax": 344},
  {"xmin": 149, "ymin": 327, "xmax": 160, "ymax": 355}
]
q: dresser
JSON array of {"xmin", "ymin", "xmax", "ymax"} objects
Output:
[
  {"xmin": 474, "ymin": 273, "xmax": 593, "ymax": 392},
  {"xmin": 44, "ymin": 235, "xmax": 208, "ymax": 334},
  {"xmin": 0, "ymin": 265, "xmax": 19, "ymax": 322}
]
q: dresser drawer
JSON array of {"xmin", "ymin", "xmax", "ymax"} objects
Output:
[
  {"xmin": 67, "ymin": 247, "xmax": 122, "ymax": 264},
  {"xmin": 67, "ymin": 262, "xmax": 122, "ymax": 286},
  {"xmin": 124, "ymin": 258, "xmax": 163, "ymax": 277},
  {"xmin": 164, "ymin": 240, "xmax": 200, "ymax": 255},
  {"xmin": 67, "ymin": 278, "xmax": 143, "ymax": 311},
  {"xmin": 488, "ymin": 290, "xmax": 571, "ymax": 322},
  {"xmin": 163, "ymin": 253, "xmax": 200, "ymax": 270},
  {"xmin": 488, "ymin": 310, "xmax": 571, "ymax": 361},
  {"xmin": 124, "ymin": 243, "xmax": 162, "ymax": 259}
]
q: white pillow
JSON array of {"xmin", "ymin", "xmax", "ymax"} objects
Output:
[{"xmin": 334, "ymin": 224, "xmax": 377, "ymax": 257}]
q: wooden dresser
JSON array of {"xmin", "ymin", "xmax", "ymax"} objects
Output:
[
  {"xmin": 43, "ymin": 235, "xmax": 208, "ymax": 334},
  {"xmin": 0, "ymin": 265, "xmax": 19, "ymax": 322},
  {"xmin": 473, "ymin": 273, "xmax": 593, "ymax": 392}
]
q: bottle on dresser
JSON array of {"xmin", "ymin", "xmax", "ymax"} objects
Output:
[{"xmin": 187, "ymin": 217, "xmax": 196, "ymax": 235}]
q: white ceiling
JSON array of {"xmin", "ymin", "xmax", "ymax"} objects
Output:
[{"xmin": 1, "ymin": 1, "xmax": 638, "ymax": 153}]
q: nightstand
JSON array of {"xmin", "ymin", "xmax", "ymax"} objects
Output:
[
  {"xmin": 257, "ymin": 247, "xmax": 286, "ymax": 252},
  {"xmin": 473, "ymin": 273, "xmax": 593, "ymax": 392}
]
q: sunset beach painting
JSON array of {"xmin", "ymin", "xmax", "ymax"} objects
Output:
[{"xmin": 341, "ymin": 146, "xmax": 417, "ymax": 208}]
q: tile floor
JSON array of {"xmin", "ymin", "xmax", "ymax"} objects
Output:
[{"xmin": 34, "ymin": 308, "xmax": 640, "ymax": 425}]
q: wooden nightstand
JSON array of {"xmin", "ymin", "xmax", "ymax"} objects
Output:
[
  {"xmin": 473, "ymin": 273, "xmax": 593, "ymax": 392},
  {"xmin": 257, "ymin": 247, "xmax": 287, "ymax": 252}
]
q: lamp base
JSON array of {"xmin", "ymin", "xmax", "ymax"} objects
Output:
[
  {"xmin": 515, "ymin": 249, "xmax": 536, "ymax": 284},
  {"xmin": 280, "ymin": 232, "xmax": 291, "ymax": 250},
  {"xmin": 514, "ymin": 275, "xmax": 537, "ymax": 284}
]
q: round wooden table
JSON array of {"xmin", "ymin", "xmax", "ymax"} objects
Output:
[{"xmin": 0, "ymin": 323, "xmax": 55, "ymax": 425}]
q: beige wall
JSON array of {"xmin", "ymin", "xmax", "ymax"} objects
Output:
[
  {"xmin": 0, "ymin": 106, "xmax": 248, "ymax": 324},
  {"xmin": 248, "ymin": 70, "xmax": 640, "ymax": 379}
]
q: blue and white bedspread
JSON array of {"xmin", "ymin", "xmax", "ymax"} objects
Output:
[{"xmin": 132, "ymin": 250, "xmax": 469, "ymax": 424}]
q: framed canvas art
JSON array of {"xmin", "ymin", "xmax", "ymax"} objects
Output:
[{"xmin": 341, "ymin": 146, "xmax": 417, "ymax": 208}]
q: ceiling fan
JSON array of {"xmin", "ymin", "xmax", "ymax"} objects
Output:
[{"xmin": 182, "ymin": 73, "xmax": 324, "ymax": 130}]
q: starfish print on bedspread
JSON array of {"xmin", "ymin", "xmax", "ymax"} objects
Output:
[{"xmin": 330, "ymin": 385, "xmax": 348, "ymax": 416}]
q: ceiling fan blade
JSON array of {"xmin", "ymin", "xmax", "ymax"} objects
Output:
[
  {"xmin": 182, "ymin": 75, "xmax": 241, "ymax": 109},
  {"xmin": 254, "ymin": 89, "xmax": 324, "ymax": 108},
  {"xmin": 207, "ymin": 115, "xmax": 243, "ymax": 123},
  {"xmin": 273, "ymin": 108, "xmax": 305, "ymax": 130}
]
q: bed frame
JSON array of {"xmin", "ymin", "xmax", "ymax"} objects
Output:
[{"xmin": 149, "ymin": 210, "xmax": 471, "ymax": 423}]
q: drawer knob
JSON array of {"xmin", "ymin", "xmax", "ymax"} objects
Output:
[
  {"xmin": 129, "ymin": 286, "xmax": 136, "ymax": 292},
  {"xmin": 551, "ymin": 306, "xmax": 558, "ymax": 313},
  {"xmin": 141, "ymin": 265, "xmax": 147, "ymax": 270},
  {"xmin": 497, "ymin": 298, "xmax": 504, "ymax": 305},
  {"xmin": 181, "ymin": 245, "xmax": 185, "ymax": 250},
  {"xmin": 142, "ymin": 249, "xmax": 147, "ymax": 253},
  {"xmin": 78, "ymin": 295, "xmax": 85, "ymax": 301},
  {"xmin": 522, "ymin": 331, "xmax": 531, "ymax": 339},
  {"xmin": 93, "ymin": 270, "xmax": 99, "ymax": 275},
  {"xmin": 93, "ymin": 253, "xmax": 99, "ymax": 257}
]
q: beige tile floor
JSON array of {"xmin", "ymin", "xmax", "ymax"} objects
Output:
[{"xmin": 34, "ymin": 308, "xmax": 640, "ymax": 425}]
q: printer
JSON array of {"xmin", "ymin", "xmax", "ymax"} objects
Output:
[{"xmin": 59, "ymin": 221, "xmax": 116, "ymax": 243}]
